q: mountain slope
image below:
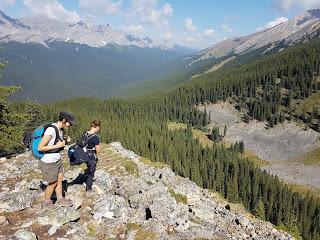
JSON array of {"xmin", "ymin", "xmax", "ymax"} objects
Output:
[
  {"xmin": 194, "ymin": 9, "xmax": 320, "ymax": 62},
  {"xmin": 0, "ymin": 142, "xmax": 293, "ymax": 239},
  {"xmin": 1, "ymin": 41, "xmax": 190, "ymax": 103},
  {"xmin": 0, "ymin": 11, "xmax": 194, "ymax": 103}
]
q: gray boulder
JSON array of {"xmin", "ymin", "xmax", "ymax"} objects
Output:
[{"xmin": 0, "ymin": 190, "xmax": 38, "ymax": 212}]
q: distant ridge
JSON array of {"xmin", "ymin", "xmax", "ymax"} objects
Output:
[{"xmin": 193, "ymin": 9, "xmax": 320, "ymax": 63}]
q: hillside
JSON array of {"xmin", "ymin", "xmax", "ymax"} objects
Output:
[
  {"xmin": 0, "ymin": 41, "xmax": 190, "ymax": 103},
  {"xmin": 0, "ymin": 142, "xmax": 292, "ymax": 239},
  {"xmin": 198, "ymin": 102, "xmax": 320, "ymax": 194}
]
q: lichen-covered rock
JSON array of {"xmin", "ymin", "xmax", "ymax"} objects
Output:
[
  {"xmin": 92, "ymin": 194, "xmax": 129, "ymax": 223},
  {"xmin": 12, "ymin": 229, "xmax": 37, "ymax": 240},
  {"xmin": 37, "ymin": 206, "xmax": 80, "ymax": 227},
  {"xmin": 0, "ymin": 190, "xmax": 39, "ymax": 212},
  {"xmin": 0, "ymin": 215, "xmax": 8, "ymax": 226}
]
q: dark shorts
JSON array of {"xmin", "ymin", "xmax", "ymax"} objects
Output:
[{"xmin": 39, "ymin": 159, "xmax": 63, "ymax": 184}]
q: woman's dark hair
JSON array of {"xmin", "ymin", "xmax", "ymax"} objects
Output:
[{"xmin": 91, "ymin": 119, "xmax": 101, "ymax": 128}]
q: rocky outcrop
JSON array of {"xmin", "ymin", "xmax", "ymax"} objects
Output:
[{"xmin": 0, "ymin": 142, "xmax": 293, "ymax": 239}]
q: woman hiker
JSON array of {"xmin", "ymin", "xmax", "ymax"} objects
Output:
[{"xmin": 84, "ymin": 119, "xmax": 101, "ymax": 194}]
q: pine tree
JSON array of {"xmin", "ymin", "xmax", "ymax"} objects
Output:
[{"xmin": 254, "ymin": 199, "xmax": 266, "ymax": 220}]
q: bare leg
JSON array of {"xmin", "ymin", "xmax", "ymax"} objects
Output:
[
  {"xmin": 45, "ymin": 181, "xmax": 57, "ymax": 201},
  {"xmin": 55, "ymin": 172, "xmax": 63, "ymax": 199}
]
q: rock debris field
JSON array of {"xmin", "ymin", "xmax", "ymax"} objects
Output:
[{"xmin": 199, "ymin": 102, "xmax": 320, "ymax": 190}]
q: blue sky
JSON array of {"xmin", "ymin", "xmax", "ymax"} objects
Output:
[{"xmin": 1, "ymin": 0, "xmax": 320, "ymax": 49}]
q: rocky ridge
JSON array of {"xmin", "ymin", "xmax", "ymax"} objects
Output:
[
  {"xmin": 0, "ymin": 11, "xmax": 170, "ymax": 49},
  {"xmin": 192, "ymin": 9, "xmax": 320, "ymax": 63},
  {"xmin": 0, "ymin": 142, "xmax": 292, "ymax": 239}
]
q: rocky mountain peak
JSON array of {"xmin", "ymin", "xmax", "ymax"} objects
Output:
[
  {"xmin": 306, "ymin": 8, "xmax": 320, "ymax": 18},
  {"xmin": 0, "ymin": 142, "xmax": 292, "ymax": 239},
  {"xmin": 192, "ymin": 9, "xmax": 320, "ymax": 63},
  {"xmin": 0, "ymin": 10, "xmax": 29, "ymax": 29},
  {"xmin": 0, "ymin": 11, "xmax": 188, "ymax": 50}
]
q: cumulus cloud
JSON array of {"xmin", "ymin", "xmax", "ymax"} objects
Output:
[
  {"xmin": 79, "ymin": 0, "xmax": 121, "ymax": 16},
  {"xmin": 124, "ymin": 24, "xmax": 145, "ymax": 36},
  {"xmin": 256, "ymin": 17, "xmax": 288, "ymax": 31},
  {"xmin": 203, "ymin": 28, "xmax": 215, "ymax": 37},
  {"xmin": 273, "ymin": 0, "xmax": 320, "ymax": 11},
  {"xmin": 162, "ymin": 31, "xmax": 173, "ymax": 40},
  {"xmin": 221, "ymin": 24, "xmax": 232, "ymax": 33},
  {"xmin": 131, "ymin": 0, "xmax": 173, "ymax": 27},
  {"xmin": 22, "ymin": 0, "xmax": 80, "ymax": 23},
  {"xmin": 185, "ymin": 17, "xmax": 197, "ymax": 32},
  {"xmin": 162, "ymin": 3, "xmax": 173, "ymax": 16}
]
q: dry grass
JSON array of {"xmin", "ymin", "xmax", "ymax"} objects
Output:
[
  {"xmin": 286, "ymin": 182, "xmax": 320, "ymax": 199},
  {"xmin": 168, "ymin": 122, "xmax": 213, "ymax": 147},
  {"xmin": 294, "ymin": 147, "xmax": 320, "ymax": 166},
  {"xmin": 139, "ymin": 157, "xmax": 168, "ymax": 169},
  {"xmin": 134, "ymin": 229, "xmax": 157, "ymax": 240},
  {"xmin": 242, "ymin": 149, "xmax": 269, "ymax": 167},
  {"xmin": 296, "ymin": 91, "xmax": 320, "ymax": 113}
]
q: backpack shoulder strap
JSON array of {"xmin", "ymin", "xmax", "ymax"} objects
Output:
[
  {"xmin": 86, "ymin": 133, "xmax": 98, "ymax": 151},
  {"xmin": 51, "ymin": 124, "xmax": 62, "ymax": 144},
  {"xmin": 43, "ymin": 124, "xmax": 62, "ymax": 144}
]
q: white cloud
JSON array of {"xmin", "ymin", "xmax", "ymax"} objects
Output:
[
  {"xmin": 125, "ymin": 24, "xmax": 145, "ymax": 36},
  {"xmin": 256, "ymin": 17, "xmax": 288, "ymax": 31},
  {"xmin": 273, "ymin": 0, "xmax": 320, "ymax": 11},
  {"xmin": 185, "ymin": 17, "xmax": 197, "ymax": 32},
  {"xmin": 0, "ymin": 0, "xmax": 15, "ymax": 10},
  {"xmin": 22, "ymin": 0, "xmax": 80, "ymax": 23},
  {"xmin": 1, "ymin": 0, "xmax": 15, "ymax": 5},
  {"xmin": 203, "ymin": 28, "xmax": 215, "ymax": 37},
  {"xmin": 79, "ymin": 0, "xmax": 121, "ymax": 16},
  {"xmin": 162, "ymin": 31, "xmax": 173, "ymax": 40},
  {"xmin": 162, "ymin": 3, "xmax": 173, "ymax": 16},
  {"xmin": 131, "ymin": 0, "xmax": 173, "ymax": 27},
  {"xmin": 185, "ymin": 36, "xmax": 200, "ymax": 43},
  {"xmin": 221, "ymin": 24, "xmax": 232, "ymax": 33}
]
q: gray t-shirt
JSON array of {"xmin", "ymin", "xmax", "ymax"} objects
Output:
[{"xmin": 40, "ymin": 123, "xmax": 63, "ymax": 163}]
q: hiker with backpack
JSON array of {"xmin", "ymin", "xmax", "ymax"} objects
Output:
[
  {"xmin": 83, "ymin": 119, "xmax": 101, "ymax": 194},
  {"xmin": 37, "ymin": 111, "xmax": 76, "ymax": 209}
]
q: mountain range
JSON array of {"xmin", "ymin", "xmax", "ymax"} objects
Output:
[
  {"xmin": 0, "ymin": 10, "xmax": 170, "ymax": 49},
  {"xmin": 0, "ymin": 11, "xmax": 194, "ymax": 102},
  {"xmin": 0, "ymin": 9, "xmax": 320, "ymax": 102}
]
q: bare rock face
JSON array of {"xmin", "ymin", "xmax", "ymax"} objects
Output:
[{"xmin": 0, "ymin": 142, "xmax": 293, "ymax": 240}]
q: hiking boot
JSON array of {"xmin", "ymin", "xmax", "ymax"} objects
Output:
[
  {"xmin": 56, "ymin": 197, "xmax": 73, "ymax": 207},
  {"xmin": 85, "ymin": 189, "xmax": 95, "ymax": 197},
  {"xmin": 42, "ymin": 200, "xmax": 58, "ymax": 210}
]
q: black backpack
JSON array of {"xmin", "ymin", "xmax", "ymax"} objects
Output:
[
  {"xmin": 76, "ymin": 132, "xmax": 96, "ymax": 150},
  {"xmin": 68, "ymin": 132, "xmax": 96, "ymax": 166}
]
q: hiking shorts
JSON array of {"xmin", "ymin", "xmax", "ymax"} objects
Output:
[{"xmin": 39, "ymin": 159, "xmax": 63, "ymax": 184}]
